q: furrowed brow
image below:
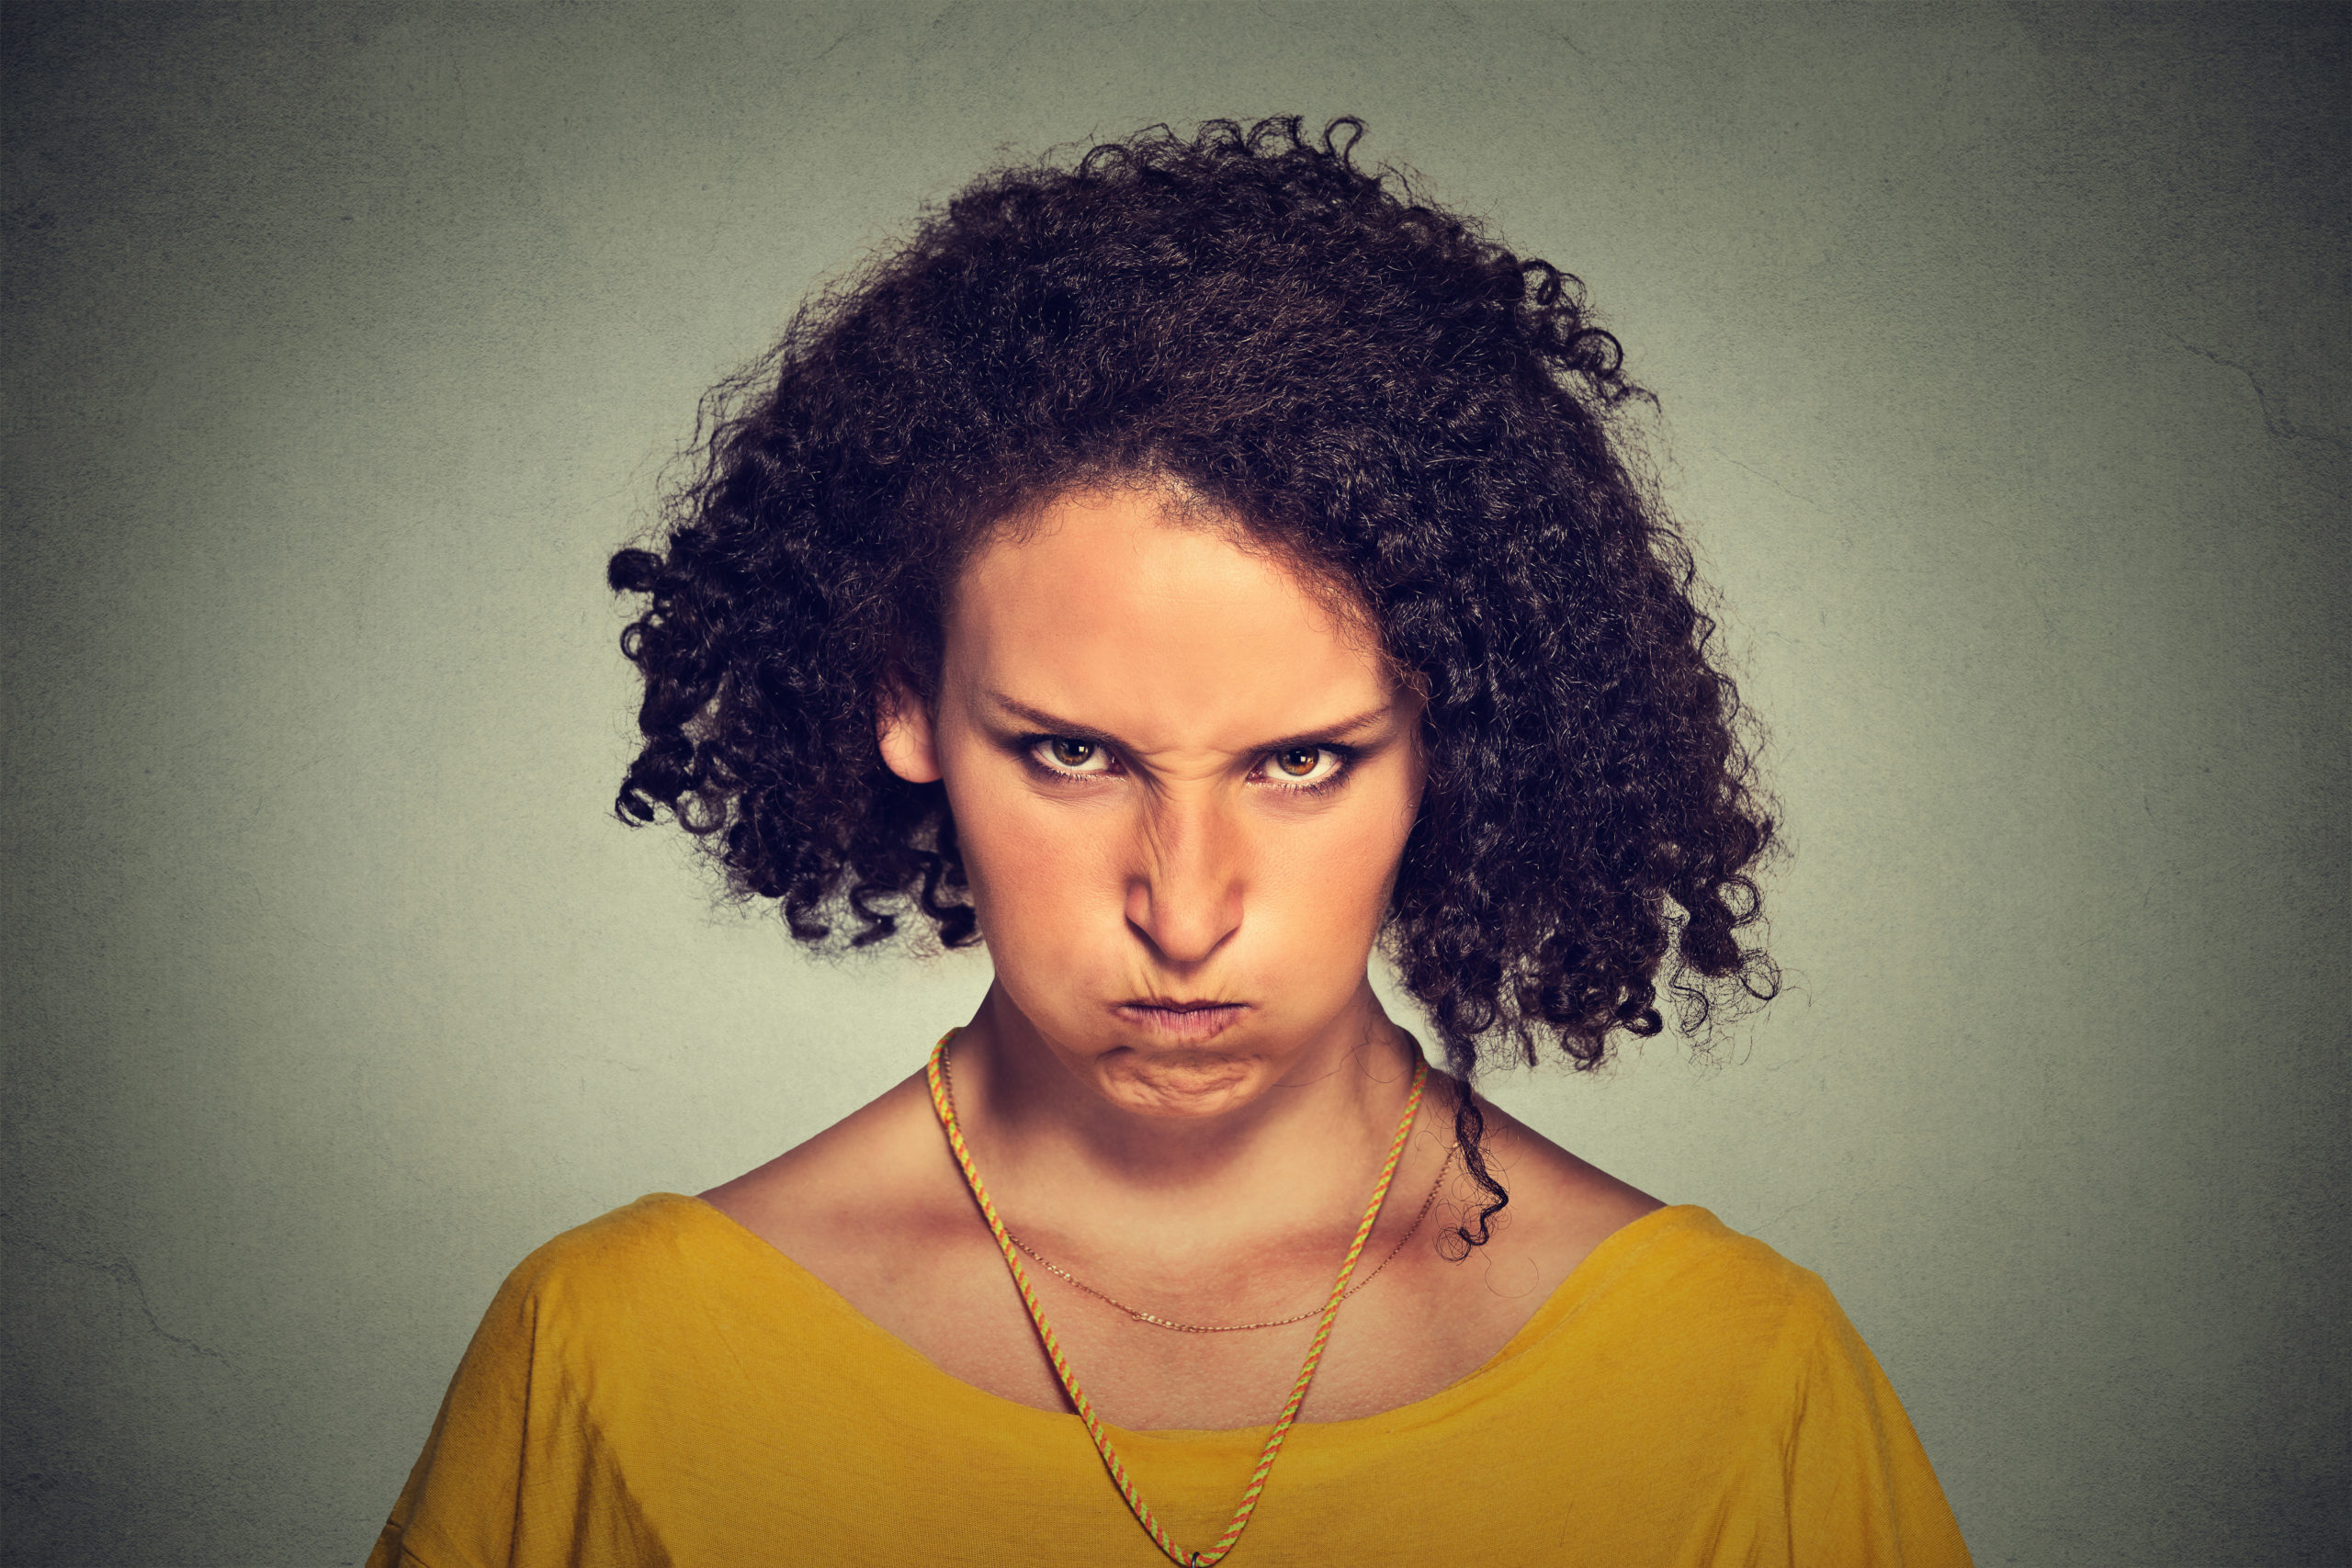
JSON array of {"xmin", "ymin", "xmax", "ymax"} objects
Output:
[{"xmin": 979, "ymin": 692, "xmax": 1396, "ymax": 752}]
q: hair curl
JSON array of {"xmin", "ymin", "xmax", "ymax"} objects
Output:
[{"xmin": 610, "ymin": 116, "xmax": 1778, "ymax": 1250}]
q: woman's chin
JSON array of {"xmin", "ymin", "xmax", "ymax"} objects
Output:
[{"xmin": 1087, "ymin": 1038, "xmax": 1267, "ymax": 1117}]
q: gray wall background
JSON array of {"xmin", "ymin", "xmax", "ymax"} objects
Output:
[{"xmin": 5, "ymin": 4, "xmax": 2346, "ymax": 1564}]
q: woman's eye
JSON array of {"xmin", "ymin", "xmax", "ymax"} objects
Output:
[
  {"xmin": 1035, "ymin": 738, "xmax": 1113, "ymax": 775},
  {"xmin": 1261, "ymin": 746, "xmax": 1343, "ymax": 789}
]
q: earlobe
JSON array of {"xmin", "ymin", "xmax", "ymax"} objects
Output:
[{"xmin": 876, "ymin": 680, "xmax": 944, "ymax": 784}]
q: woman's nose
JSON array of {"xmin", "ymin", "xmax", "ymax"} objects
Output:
[{"xmin": 1123, "ymin": 798, "xmax": 1244, "ymax": 966}]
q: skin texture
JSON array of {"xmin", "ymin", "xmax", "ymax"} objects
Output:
[{"xmin": 704, "ymin": 486, "xmax": 1661, "ymax": 1430}]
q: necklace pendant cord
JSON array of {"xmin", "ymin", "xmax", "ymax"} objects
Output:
[{"xmin": 926, "ymin": 1029, "xmax": 1430, "ymax": 1568}]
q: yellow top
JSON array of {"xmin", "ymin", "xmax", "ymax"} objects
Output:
[{"xmin": 369, "ymin": 1194, "xmax": 1971, "ymax": 1567}]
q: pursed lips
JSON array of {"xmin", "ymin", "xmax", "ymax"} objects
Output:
[{"xmin": 1113, "ymin": 998, "xmax": 1249, "ymax": 1043}]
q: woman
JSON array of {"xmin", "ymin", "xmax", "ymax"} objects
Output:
[{"xmin": 369, "ymin": 118, "xmax": 1970, "ymax": 1566}]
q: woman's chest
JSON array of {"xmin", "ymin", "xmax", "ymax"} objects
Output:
[{"xmin": 822, "ymin": 1224, "xmax": 1565, "ymax": 1430}]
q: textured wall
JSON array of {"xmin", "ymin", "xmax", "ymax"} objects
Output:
[{"xmin": 4, "ymin": 4, "xmax": 2346, "ymax": 1564}]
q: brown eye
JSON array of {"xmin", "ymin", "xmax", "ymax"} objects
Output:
[
  {"xmin": 1261, "ymin": 746, "xmax": 1341, "ymax": 789},
  {"xmin": 1046, "ymin": 739, "xmax": 1097, "ymax": 769}
]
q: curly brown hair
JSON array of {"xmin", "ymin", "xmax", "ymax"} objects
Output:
[{"xmin": 609, "ymin": 116, "xmax": 1778, "ymax": 1249}]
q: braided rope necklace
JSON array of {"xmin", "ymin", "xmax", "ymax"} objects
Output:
[{"xmin": 925, "ymin": 1030, "xmax": 1429, "ymax": 1567}]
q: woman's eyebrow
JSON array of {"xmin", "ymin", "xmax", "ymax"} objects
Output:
[
  {"xmin": 1258, "ymin": 705, "xmax": 1397, "ymax": 750},
  {"xmin": 979, "ymin": 692, "xmax": 1397, "ymax": 750},
  {"xmin": 979, "ymin": 694, "xmax": 1102, "ymax": 737}
]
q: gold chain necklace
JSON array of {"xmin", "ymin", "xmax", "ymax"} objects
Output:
[
  {"xmin": 926, "ymin": 1029, "xmax": 1428, "ymax": 1567},
  {"xmin": 968, "ymin": 1067, "xmax": 1456, "ymax": 1334}
]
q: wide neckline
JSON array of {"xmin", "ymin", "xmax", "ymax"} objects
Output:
[{"xmin": 662, "ymin": 1190, "xmax": 1713, "ymax": 1441}]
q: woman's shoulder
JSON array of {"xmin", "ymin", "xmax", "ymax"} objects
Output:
[
  {"xmin": 1610, "ymin": 1202, "xmax": 1831, "ymax": 1291},
  {"xmin": 1588, "ymin": 1203, "xmax": 1844, "ymax": 1322},
  {"xmin": 1501, "ymin": 1196, "xmax": 1877, "ymax": 1401},
  {"xmin": 480, "ymin": 1192, "xmax": 747, "ymax": 1325},
  {"xmin": 696, "ymin": 1065, "xmax": 975, "ymax": 1276},
  {"xmin": 505, "ymin": 1190, "xmax": 710, "ymax": 1270},
  {"xmin": 457, "ymin": 1185, "xmax": 914, "ymax": 1403},
  {"xmin": 1464, "ymin": 1098, "xmax": 1835, "ymax": 1337}
]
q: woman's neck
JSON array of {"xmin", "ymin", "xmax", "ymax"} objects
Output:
[{"xmin": 941, "ymin": 982, "xmax": 1430, "ymax": 1257}]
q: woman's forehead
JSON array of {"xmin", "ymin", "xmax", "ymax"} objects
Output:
[{"xmin": 944, "ymin": 488, "xmax": 1402, "ymax": 750}]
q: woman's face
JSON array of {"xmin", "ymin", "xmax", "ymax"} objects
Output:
[{"xmin": 880, "ymin": 485, "xmax": 1426, "ymax": 1118}]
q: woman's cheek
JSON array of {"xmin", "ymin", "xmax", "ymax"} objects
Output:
[
  {"xmin": 1237, "ymin": 815, "xmax": 1381, "ymax": 1015},
  {"xmin": 1306, "ymin": 776, "xmax": 1418, "ymax": 922},
  {"xmin": 950, "ymin": 772, "xmax": 1110, "ymax": 953}
]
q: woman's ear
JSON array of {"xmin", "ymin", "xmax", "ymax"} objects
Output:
[{"xmin": 876, "ymin": 677, "xmax": 943, "ymax": 784}]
